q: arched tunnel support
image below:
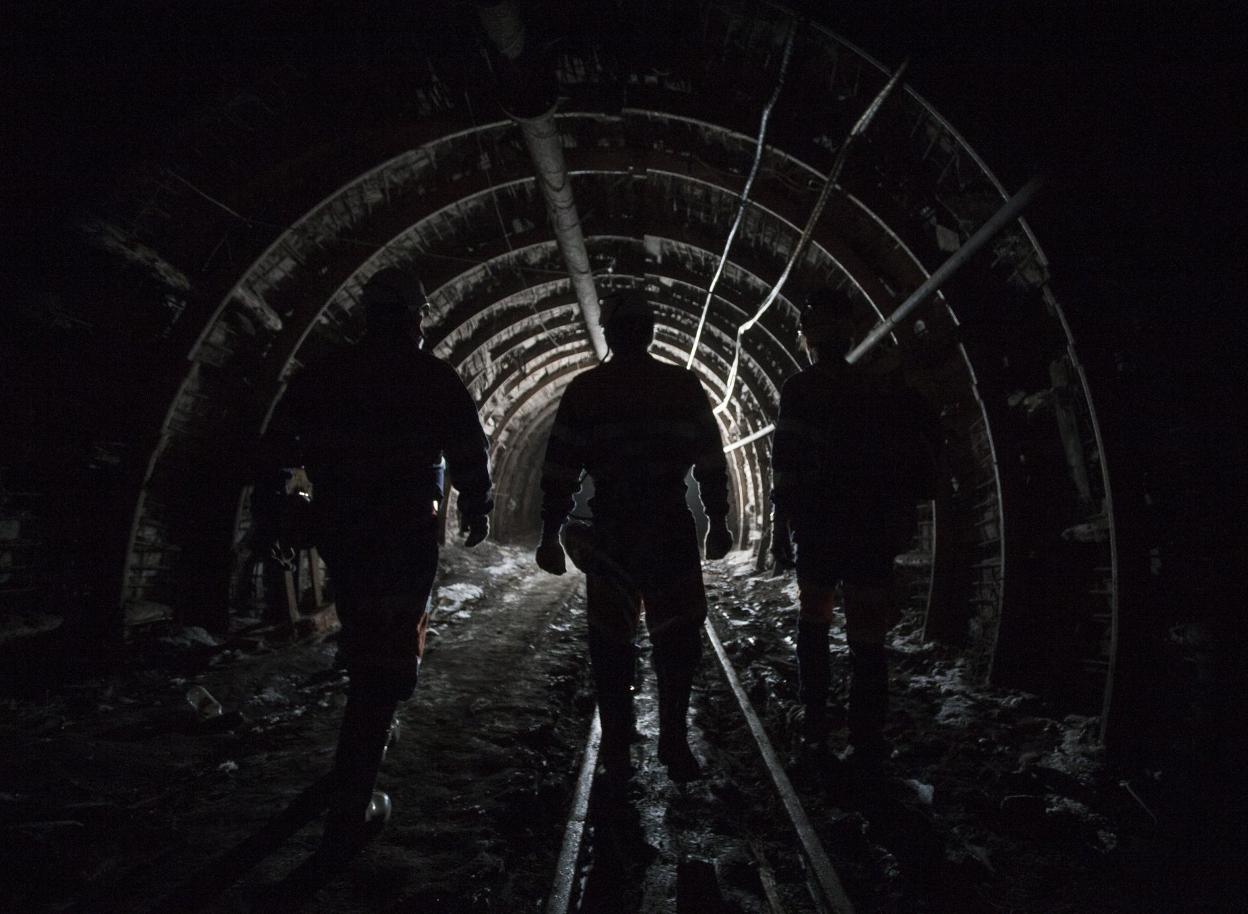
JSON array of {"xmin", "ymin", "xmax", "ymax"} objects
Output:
[{"xmin": 11, "ymin": 0, "xmax": 1129, "ymax": 756}]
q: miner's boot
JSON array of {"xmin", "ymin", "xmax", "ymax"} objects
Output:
[
  {"xmin": 842, "ymin": 641, "xmax": 889, "ymax": 771},
  {"xmin": 320, "ymin": 676, "xmax": 400, "ymax": 862},
  {"xmin": 589, "ymin": 630, "xmax": 638, "ymax": 780},
  {"xmin": 796, "ymin": 617, "xmax": 832, "ymax": 752},
  {"xmin": 654, "ymin": 624, "xmax": 703, "ymax": 782}
]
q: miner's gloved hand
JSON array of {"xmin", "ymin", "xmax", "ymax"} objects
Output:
[
  {"xmin": 704, "ymin": 516, "xmax": 733, "ymax": 561},
  {"xmin": 770, "ymin": 509, "xmax": 796, "ymax": 570},
  {"xmin": 462, "ymin": 514, "xmax": 489, "ymax": 548},
  {"xmin": 535, "ymin": 523, "xmax": 567, "ymax": 575}
]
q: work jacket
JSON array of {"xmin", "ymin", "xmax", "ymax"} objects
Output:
[
  {"xmin": 540, "ymin": 352, "xmax": 728, "ymax": 531},
  {"xmin": 265, "ymin": 334, "xmax": 493, "ymax": 556},
  {"xmin": 771, "ymin": 359, "xmax": 939, "ymax": 582}
]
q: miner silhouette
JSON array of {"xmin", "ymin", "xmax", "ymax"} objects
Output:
[
  {"xmin": 255, "ymin": 266, "xmax": 493, "ymax": 860},
  {"xmin": 771, "ymin": 292, "xmax": 941, "ymax": 772},
  {"xmin": 536, "ymin": 290, "xmax": 732, "ymax": 782}
]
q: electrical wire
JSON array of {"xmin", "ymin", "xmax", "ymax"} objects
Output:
[
  {"xmin": 712, "ymin": 59, "xmax": 909, "ymax": 415},
  {"xmin": 685, "ymin": 18, "xmax": 797, "ymax": 370}
]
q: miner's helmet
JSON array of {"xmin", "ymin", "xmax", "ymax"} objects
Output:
[
  {"xmin": 599, "ymin": 288, "xmax": 655, "ymax": 352},
  {"xmin": 361, "ymin": 267, "xmax": 429, "ymax": 333}
]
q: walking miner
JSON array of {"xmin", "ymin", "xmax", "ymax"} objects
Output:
[
  {"xmin": 771, "ymin": 295, "xmax": 940, "ymax": 772},
  {"xmin": 535, "ymin": 290, "xmax": 733, "ymax": 782},
  {"xmin": 255, "ymin": 267, "xmax": 493, "ymax": 859}
]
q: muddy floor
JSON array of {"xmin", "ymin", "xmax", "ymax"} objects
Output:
[{"xmin": 1, "ymin": 543, "xmax": 1239, "ymax": 913}]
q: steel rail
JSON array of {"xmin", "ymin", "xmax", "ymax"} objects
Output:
[
  {"xmin": 703, "ymin": 614, "xmax": 857, "ymax": 914},
  {"xmin": 546, "ymin": 616, "xmax": 856, "ymax": 914},
  {"xmin": 545, "ymin": 712, "xmax": 601, "ymax": 914}
]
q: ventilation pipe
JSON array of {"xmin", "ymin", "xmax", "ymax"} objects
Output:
[{"xmin": 476, "ymin": 2, "xmax": 608, "ymax": 360}]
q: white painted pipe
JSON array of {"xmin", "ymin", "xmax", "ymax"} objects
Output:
[{"xmin": 477, "ymin": 2, "xmax": 608, "ymax": 360}]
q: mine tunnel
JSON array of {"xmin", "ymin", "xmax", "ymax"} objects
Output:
[{"xmin": 2, "ymin": 2, "xmax": 1242, "ymax": 912}]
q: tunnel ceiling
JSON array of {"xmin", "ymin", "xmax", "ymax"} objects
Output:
[{"xmin": 5, "ymin": 0, "xmax": 1147, "ymax": 737}]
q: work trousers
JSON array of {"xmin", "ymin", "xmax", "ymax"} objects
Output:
[
  {"xmin": 321, "ymin": 525, "xmax": 440, "ymax": 687},
  {"xmin": 582, "ymin": 511, "xmax": 707, "ymax": 763},
  {"xmin": 326, "ymin": 667, "xmax": 408, "ymax": 831},
  {"xmin": 796, "ymin": 578, "xmax": 896, "ymax": 751},
  {"xmin": 319, "ymin": 523, "xmax": 440, "ymax": 828}
]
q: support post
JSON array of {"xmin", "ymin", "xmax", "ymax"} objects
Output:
[
  {"xmin": 283, "ymin": 566, "xmax": 300, "ymax": 624},
  {"xmin": 308, "ymin": 547, "xmax": 324, "ymax": 608}
]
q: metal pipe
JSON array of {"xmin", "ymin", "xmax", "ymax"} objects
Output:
[
  {"xmin": 476, "ymin": 2, "xmax": 608, "ymax": 360},
  {"xmin": 845, "ymin": 176, "xmax": 1044, "ymax": 365},
  {"xmin": 513, "ymin": 111, "xmax": 608, "ymax": 359},
  {"xmin": 723, "ymin": 422, "xmax": 776, "ymax": 453}
]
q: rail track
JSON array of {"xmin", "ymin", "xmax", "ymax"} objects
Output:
[
  {"xmin": 545, "ymin": 600, "xmax": 862, "ymax": 914},
  {"xmin": 18, "ymin": 544, "xmax": 1147, "ymax": 914}
]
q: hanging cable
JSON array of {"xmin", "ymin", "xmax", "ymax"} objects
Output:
[
  {"xmin": 713, "ymin": 60, "xmax": 909, "ymax": 415},
  {"xmin": 686, "ymin": 18, "xmax": 798, "ymax": 369}
]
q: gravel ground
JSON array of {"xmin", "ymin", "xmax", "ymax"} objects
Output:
[{"xmin": 1, "ymin": 544, "xmax": 1237, "ymax": 913}]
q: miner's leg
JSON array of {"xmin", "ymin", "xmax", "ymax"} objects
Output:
[
  {"xmin": 588, "ymin": 626, "xmax": 640, "ymax": 778},
  {"xmin": 795, "ymin": 580, "xmax": 839, "ymax": 751},
  {"xmin": 652, "ymin": 618, "xmax": 703, "ymax": 781},
  {"xmin": 320, "ymin": 667, "xmax": 412, "ymax": 859},
  {"xmin": 648, "ymin": 568, "xmax": 708, "ymax": 782},
  {"xmin": 797, "ymin": 615, "xmax": 833, "ymax": 748},
  {"xmin": 845, "ymin": 640, "xmax": 888, "ymax": 764},
  {"xmin": 841, "ymin": 581, "xmax": 896, "ymax": 770},
  {"xmin": 587, "ymin": 573, "xmax": 642, "ymax": 780},
  {"xmin": 319, "ymin": 581, "xmax": 427, "ymax": 860}
]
